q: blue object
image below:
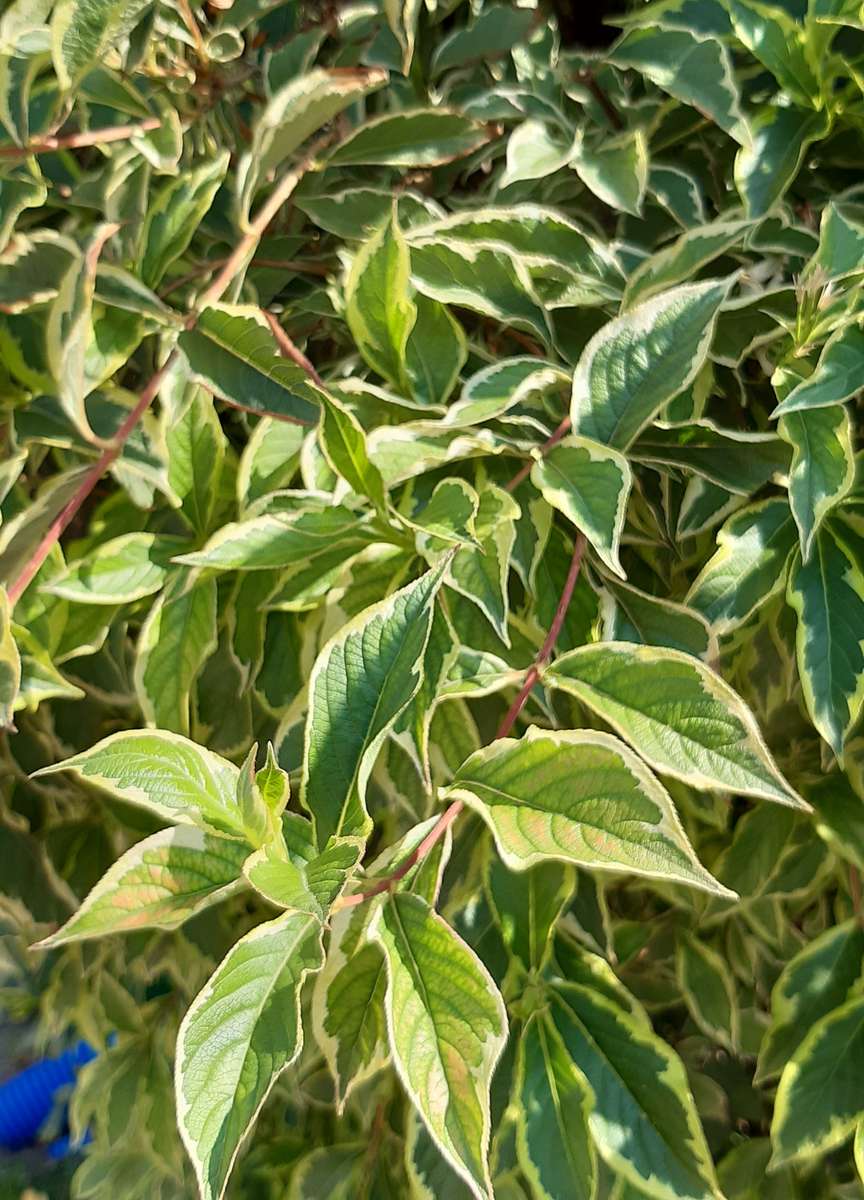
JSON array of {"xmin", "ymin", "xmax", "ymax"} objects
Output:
[{"xmin": 0, "ymin": 1040, "xmax": 97, "ymax": 1151}]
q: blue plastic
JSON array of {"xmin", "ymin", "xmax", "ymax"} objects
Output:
[{"xmin": 0, "ymin": 1040, "xmax": 97, "ymax": 1150}]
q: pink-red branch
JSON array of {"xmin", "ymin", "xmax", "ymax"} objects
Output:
[
  {"xmin": 7, "ymin": 134, "xmax": 335, "ymax": 608},
  {"xmin": 0, "ymin": 118, "xmax": 160, "ymax": 158},
  {"xmin": 335, "ymin": 530, "xmax": 588, "ymax": 911}
]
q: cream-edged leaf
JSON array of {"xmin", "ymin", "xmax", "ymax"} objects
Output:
[
  {"xmin": 176, "ymin": 910, "xmax": 324, "ymax": 1200},
  {"xmin": 34, "ymin": 729, "xmax": 245, "ymax": 838},
  {"xmin": 446, "ymin": 727, "xmax": 732, "ymax": 897},
  {"xmin": 531, "ymin": 435, "xmax": 631, "ymax": 578},
  {"xmin": 35, "ymin": 826, "xmax": 247, "ymax": 947},
  {"xmin": 370, "ymin": 892, "xmax": 507, "ymax": 1200},
  {"xmin": 543, "ymin": 643, "xmax": 804, "ymax": 807}
]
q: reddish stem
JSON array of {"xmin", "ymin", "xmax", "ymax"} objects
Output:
[
  {"xmin": 0, "ymin": 118, "xmax": 160, "ymax": 158},
  {"xmin": 505, "ymin": 415, "xmax": 572, "ymax": 494},
  {"xmin": 263, "ymin": 310, "xmax": 324, "ymax": 388},
  {"xmin": 6, "ymin": 351, "xmax": 178, "ymax": 606},
  {"xmin": 7, "ymin": 135, "xmax": 334, "ymax": 607},
  {"xmin": 335, "ymin": 530, "xmax": 588, "ymax": 910}
]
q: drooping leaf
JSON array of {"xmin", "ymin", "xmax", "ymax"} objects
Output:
[
  {"xmin": 345, "ymin": 214, "xmax": 416, "ymax": 391},
  {"xmin": 610, "ymin": 26, "xmax": 748, "ymax": 142},
  {"xmin": 237, "ymin": 67, "xmax": 388, "ymax": 217},
  {"xmin": 543, "ymin": 643, "xmax": 804, "ymax": 807},
  {"xmin": 486, "ymin": 855, "xmax": 574, "ymax": 973},
  {"xmin": 0, "ymin": 585, "xmax": 21, "ymax": 727},
  {"xmin": 370, "ymin": 892, "xmax": 508, "ymax": 1200},
  {"xmin": 676, "ymin": 934, "xmax": 739, "ymax": 1051},
  {"xmin": 780, "ymin": 405, "xmax": 854, "ymax": 560},
  {"xmin": 531, "ymin": 435, "xmax": 632, "ymax": 578},
  {"xmin": 549, "ymin": 983, "xmax": 719, "ymax": 1200},
  {"xmin": 176, "ymin": 910, "xmax": 324, "ymax": 1200},
  {"xmin": 446, "ymin": 485, "xmax": 519, "ymax": 644},
  {"xmin": 757, "ymin": 919, "xmax": 864, "ymax": 1082},
  {"xmin": 735, "ymin": 104, "xmax": 828, "ymax": 217},
  {"xmin": 446, "ymin": 727, "xmax": 733, "ymax": 896},
  {"xmin": 176, "ymin": 505, "xmax": 374, "ymax": 572},
  {"xmin": 515, "ymin": 1012, "xmax": 596, "ymax": 1200},
  {"xmin": 139, "ymin": 152, "xmax": 229, "ymax": 288},
  {"xmin": 772, "ymin": 324, "xmax": 864, "ymax": 415},
  {"xmin": 787, "ymin": 520, "xmax": 864, "ymax": 757},
  {"xmin": 572, "ymin": 129, "xmax": 648, "ymax": 217},
  {"xmin": 51, "ymin": 0, "xmax": 151, "ymax": 88},
  {"xmin": 134, "ymin": 574, "xmax": 217, "ymax": 736}
]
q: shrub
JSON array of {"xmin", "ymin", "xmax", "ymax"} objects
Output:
[{"xmin": 2, "ymin": 1, "xmax": 864, "ymax": 1197}]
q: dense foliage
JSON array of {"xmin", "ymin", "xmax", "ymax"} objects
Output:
[{"xmin": 2, "ymin": 0, "xmax": 864, "ymax": 1196}]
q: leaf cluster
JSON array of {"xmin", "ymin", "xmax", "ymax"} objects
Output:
[{"xmin": 2, "ymin": 1, "xmax": 864, "ymax": 1198}]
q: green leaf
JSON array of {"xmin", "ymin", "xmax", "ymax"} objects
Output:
[
  {"xmin": 312, "ymin": 903, "xmax": 389, "ymax": 1110},
  {"xmin": 134, "ymin": 574, "xmax": 217, "ymax": 736},
  {"xmin": 780, "ymin": 405, "xmax": 854, "ymax": 560},
  {"xmin": 409, "ymin": 239, "xmax": 552, "ymax": 343},
  {"xmin": 317, "ymin": 389, "xmax": 388, "ymax": 513},
  {"xmin": 531, "ymin": 435, "xmax": 632, "ymax": 578},
  {"xmin": 570, "ymin": 280, "xmax": 730, "ymax": 450},
  {"xmin": 408, "ymin": 478, "xmax": 480, "ymax": 548},
  {"xmin": 631, "ymin": 421, "xmax": 790, "ymax": 496},
  {"xmin": 176, "ymin": 910, "xmax": 324, "ymax": 1200},
  {"xmin": 329, "ymin": 109, "xmax": 486, "ymax": 167},
  {"xmin": 600, "ymin": 578, "xmax": 713, "ymax": 660},
  {"xmin": 431, "ymin": 4, "xmax": 535, "ymax": 74},
  {"xmin": 302, "ymin": 566, "xmax": 444, "ymax": 848},
  {"xmin": 51, "ymin": 0, "xmax": 151, "ymax": 89},
  {"xmin": 515, "ymin": 1012, "xmax": 596, "ymax": 1200},
  {"xmin": 446, "ymin": 727, "xmax": 732, "ymax": 897},
  {"xmin": 42, "ymin": 533, "xmax": 182, "ymax": 604},
  {"xmin": 369, "ymin": 892, "xmax": 508, "ymax": 1200},
  {"xmin": 404, "ymin": 294, "xmax": 467, "ymax": 408},
  {"xmin": 726, "ymin": 0, "xmax": 821, "ymax": 105},
  {"xmin": 610, "ymin": 26, "xmax": 748, "ymax": 143},
  {"xmin": 35, "ymin": 826, "xmax": 247, "ymax": 946},
  {"xmin": 139, "ymin": 152, "xmax": 229, "ymax": 288},
  {"xmin": 771, "ymin": 995, "xmax": 864, "ymax": 1169},
  {"xmin": 772, "ymin": 324, "xmax": 864, "ymax": 415},
  {"xmin": 549, "ymin": 983, "xmax": 718, "ymax": 1200},
  {"xmin": 543, "ymin": 642, "xmax": 804, "ymax": 807},
  {"xmin": 735, "ymin": 105, "xmax": 828, "ymax": 217},
  {"xmin": 0, "ymin": 585, "xmax": 21, "ymax": 728},
  {"xmin": 486, "ymin": 856, "xmax": 574, "ymax": 973},
  {"xmin": 446, "ymin": 485, "xmax": 519, "ymax": 644},
  {"xmin": 34, "ymin": 730, "xmax": 246, "ymax": 839},
  {"xmin": 243, "ymin": 836, "xmax": 360, "ymax": 916},
  {"xmin": 45, "ymin": 223, "xmax": 118, "ymax": 443},
  {"xmin": 176, "ymin": 504, "xmax": 373, "ymax": 571},
  {"xmin": 501, "ymin": 120, "xmax": 575, "ymax": 189},
  {"xmin": 345, "ymin": 214, "xmax": 416, "ymax": 390},
  {"xmin": 237, "ymin": 67, "xmax": 388, "ymax": 217},
  {"xmin": 624, "ymin": 219, "xmax": 752, "ymax": 308},
  {"xmin": 676, "ymin": 934, "xmax": 739, "ymax": 1051},
  {"xmin": 166, "ymin": 387, "xmax": 227, "ymax": 539},
  {"xmin": 572, "ymin": 129, "xmax": 648, "ymax": 217},
  {"xmin": 787, "ymin": 520, "xmax": 864, "ymax": 757},
  {"xmin": 686, "ymin": 499, "xmax": 797, "ymax": 632},
  {"xmin": 177, "ymin": 305, "xmax": 320, "ymax": 426},
  {"xmin": 757, "ymin": 919, "xmax": 864, "ymax": 1082}
]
